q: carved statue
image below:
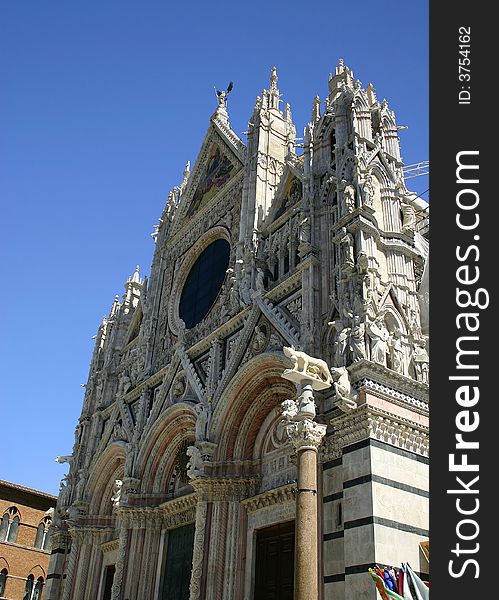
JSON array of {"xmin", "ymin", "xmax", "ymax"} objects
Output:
[
  {"xmin": 111, "ymin": 479, "xmax": 123, "ymax": 507},
  {"xmin": 239, "ymin": 269, "xmax": 252, "ymax": 305},
  {"xmin": 389, "ymin": 329, "xmax": 406, "ymax": 374},
  {"xmin": 349, "ymin": 316, "xmax": 367, "ymax": 362},
  {"xmin": 55, "ymin": 455, "xmax": 73, "ymax": 465},
  {"xmin": 58, "ymin": 475, "xmax": 71, "ymax": 507},
  {"xmin": 413, "ymin": 340, "xmax": 429, "ymax": 383},
  {"xmin": 408, "ymin": 307, "xmax": 423, "ymax": 340},
  {"xmin": 342, "ymin": 183, "xmax": 356, "ymax": 213},
  {"xmin": 362, "ymin": 172, "xmax": 375, "ymax": 207},
  {"xmin": 283, "ymin": 346, "xmax": 333, "ymax": 388},
  {"xmin": 255, "ymin": 268, "xmax": 266, "ymax": 294},
  {"xmin": 195, "ymin": 403, "xmax": 211, "ymax": 442},
  {"xmin": 298, "ymin": 215, "xmax": 311, "ymax": 244},
  {"xmin": 186, "ymin": 446, "xmax": 204, "ymax": 479},
  {"xmin": 172, "ymin": 376, "xmax": 186, "ymax": 400},
  {"xmin": 118, "ymin": 372, "xmax": 132, "ymax": 397},
  {"xmin": 125, "ymin": 441, "xmax": 137, "ymax": 479},
  {"xmin": 330, "ymin": 366, "xmax": 358, "ymax": 412},
  {"xmin": 366, "ymin": 314, "xmax": 389, "ymax": 366},
  {"xmin": 328, "ymin": 319, "xmax": 350, "ymax": 367},
  {"xmin": 338, "ymin": 228, "xmax": 355, "ymax": 269},
  {"xmin": 281, "ymin": 398, "xmax": 299, "ymax": 421},
  {"xmin": 228, "ymin": 276, "xmax": 240, "ymax": 313},
  {"xmin": 95, "ymin": 379, "xmax": 104, "ymax": 402},
  {"xmin": 215, "ymin": 81, "xmax": 233, "ymax": 107},
  {"xmin": 251, "ymin": 324, "xmax": 268, "ymax": 354},
  {"xmin": 75, "ymin": 468, "xmax": 87, "ymax": 501},
  {"xmin": 356, "ymin": 251, "xmax": 369, "ymax": 274},
  {"xmin": 401, "ymin": 202, "xmax": 416, "ymax": 231}
]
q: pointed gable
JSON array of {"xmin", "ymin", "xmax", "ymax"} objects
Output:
[
  {"xmin": 171, "ymin": 114, "xmax": 246, "ymax": 234},
  {"xmin": 186, "ymin": 143, "xmax": 238, "ymax": 217}
]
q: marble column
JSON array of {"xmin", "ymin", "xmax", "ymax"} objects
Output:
[
  {"xmin": 61, "ymin": 529, "xmax": 82, "ymax": 600},
  {"xmin": 44, "ymin": 531, "xmax": 71, "ymax": 600},
  {"xmin": 189, "ymin": 497, "xmax": 208, "ymax": 600},
  {"xmin": 111, "ymin": 515, "xmax": 130, "ymax": 600},
  {"xmin": 281, "ymin": 348, "xmax": 331, "ymax": 600}
]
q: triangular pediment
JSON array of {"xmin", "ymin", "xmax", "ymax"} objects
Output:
[
  {"xmin": 173, "ymin": 124, "xmax": 245, "ymax": 232},
  {"xmin": 186, "ymin": 143, "xmax": 239, "ymax": 217}
]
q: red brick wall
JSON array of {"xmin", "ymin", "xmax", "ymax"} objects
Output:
[{"xmin": 0, "ymin": 483, "xmax": 57, "ymax": 600}]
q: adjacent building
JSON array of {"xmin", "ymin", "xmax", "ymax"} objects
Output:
[
  {"xmin": 45, "ymin": 61, "xmax": 429, "ymax": 600},
  {"xmin": 0, "ymin": 480, "xmax": 56, "ymax": 599}
]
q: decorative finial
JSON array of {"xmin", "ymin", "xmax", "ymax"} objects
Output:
[
  {"xmin": 110, "ymin": 295, "xmax": 120, "ymax": 317},
  {"xmin": 336, "ymin": 58, "xmax": 346, "ymax": 76},
  {"xmin": 312, "ymin": 96, "xmax": 321, "ymax": 122},
  {"xmin": 184, "ymin": 160, "xmax": 190, "ymax": 176},
  {"xmin": 270, "ymin": 66, "xmax": 278, "ymax": 91}
]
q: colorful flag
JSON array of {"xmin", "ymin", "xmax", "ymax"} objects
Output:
[
  {"xmin": 402, "ymin": 564, "xmax": 415, "ymax": 600},
  {"xmin": 369, "ymin": 569, "xmax": 405, "ymax": 600},
  {"xmin": 406, "ymin": 563, "xmax": 429, "ymax": 600}
]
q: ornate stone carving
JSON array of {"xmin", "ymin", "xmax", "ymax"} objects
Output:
[
  {"xmin": 366, "ymin": 313, "xmax": 389, "ymax": 365},
  {"xmin": 284, "ymin": 418, "xmax": 327, "ymax": 451},
  {"xmin": 194, "ymin": 402, "xmax": 211, "ymax": 442},
  {"xmin": 388, "ymin": 329, "xmax": 406, "ymax": 375},
  {"xmin": 413, "ymin": 340, "xmax": 429, "ymax": 384},
  {"xmin": 172, "ymin": 374, "xmax": 186, "ymax": 399},
  {"xmin": 330, "ymin": 366, "xmax": 358, "ymax": 411},
  {"xmin": 282, "ymin": 347, "xmax": 333, "ymax": 390},
  {"xmin": 361, "ymin": 171, "xmax": 375, "ymax": 207},
  {"xmin": 250, "ymin": 324, "xmax": 269, "ymax": 354},
  {"xmin": 186, "ymin": 446, "xmax": 204, "ymax": 479},
  {"xmin": 111, "ymin": 480, "xmax": 123, "ymax": 508},
  {"xmin": 341, "ymin": 182, "xmax": 356, "ymax": 214},
  {"xmin": 322, "ymin": 404, "xmax": 429, "ymax": 461},
  {"xmin": 189, "ymin": 500, "xmax": 207, "ymax": 600},
  {"xmin": 349, "ymin": 315, "xmax": 367, "ymax": 361}
]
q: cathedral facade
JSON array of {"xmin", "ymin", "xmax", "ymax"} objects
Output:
[{"xmin": 45, "ymin": 61, "xmax": 429, "ymax": 600}]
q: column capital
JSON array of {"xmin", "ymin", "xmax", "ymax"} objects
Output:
[{"xmin": 285, "ymin": 418, "xmax": 327, "ymax": 452}]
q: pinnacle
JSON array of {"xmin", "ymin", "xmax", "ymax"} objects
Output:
[
  {"xmin": 132, "ymin": 265, "xmax": 140, "ymax": 283},
  {"xmin": 270, "ymin": 66, "xmax": 278, "ymax": 92}
]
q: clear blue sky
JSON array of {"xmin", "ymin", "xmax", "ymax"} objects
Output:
[{"xmin": 1, "ymin": 1, "xmax": 428, "ymax": 495}]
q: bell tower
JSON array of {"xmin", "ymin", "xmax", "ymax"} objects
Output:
[{"xmin": 309, "ymin": 60, "xmax": 429, "ymax": 599}]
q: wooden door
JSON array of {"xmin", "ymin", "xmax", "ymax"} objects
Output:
[
  {"xmin": 254, "ymin": 521, "xmax": 295, "ymax": 600},
  {"xmin": 101, "ymin": 565, "xmax": 115, "ymax": 600},
  {"xmin": 160, "ymin": 523, "xmax": 195, "ymax": 600}
]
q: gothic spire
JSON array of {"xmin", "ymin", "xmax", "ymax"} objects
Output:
[
  {"xmin": 328, "ymin": 57, "xmax": 355, "ymax": 101},
  {"xmin": 268, "ymin": 66, "xmax": 281, "ymax": 110}
]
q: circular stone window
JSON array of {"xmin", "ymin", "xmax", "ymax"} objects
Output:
[{"xmin": 179, "ymin": 238, "xmax": 230, "ymax": 328}]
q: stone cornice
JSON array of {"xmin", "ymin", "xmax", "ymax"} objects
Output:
[
  {"xmin": 266, "ymin": 269, "xmax": 302, "ymax": 305},
  {"xmin": 332, "ymin": 212, "xmax": 421, "ymax": 258},
  {"xmin": 101, "ymin": 538, "xmax": 119, "ymax": 553},
  {"xmin": 211, "ymin": 117, "xmax": 247, "ymax": 161},
  {"xmin": 321, "ymin": 403, "xmax": 429, "ymax": 461},
  {"xmin": 191, "ymin": 477, "xmax": 260, "ymax": 502},
  {"xmin": 186, "ymin": 308, "xmax": 250, "ymax": 359},
  {"xmin": 117, "ymin": 493, "xmax": 198, "ymax": 529},
  {"xmin": 348, "ymin": 359, "xmax": 428, "ymax": 406},
  {"xmin": 69, "ymin": 526, "xmax": 116, "ymax": 545},
  {"xmin": 242, "ymin": 483, "xmax": 297, "ymax": 513}
]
